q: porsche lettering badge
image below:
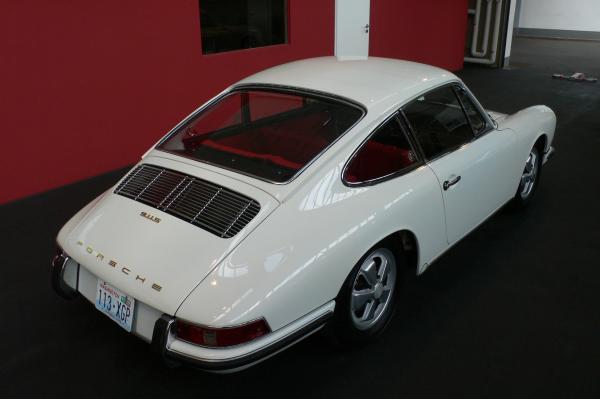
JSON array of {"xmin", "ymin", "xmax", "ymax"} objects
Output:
[{"xmin": 76, "ymin": 240, "xmax": 163, "ymax": 292}]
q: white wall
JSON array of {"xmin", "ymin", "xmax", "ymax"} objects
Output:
[
  {"xmin": 504, "ymin": 0, "xmax": 517, "ymax": 59},
  {"xmin": 519, "ymin": 0, "xmax": 600, "ymax": 32}
]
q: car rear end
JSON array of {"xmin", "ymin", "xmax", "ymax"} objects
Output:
[{"xmin": 51, "ymin": 84, "xmax": 366, "ymax": 371}]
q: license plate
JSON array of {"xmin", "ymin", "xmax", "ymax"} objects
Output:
[{"xmin": 95, "ymin": 281, "xmax": 135, "ymax": 332}]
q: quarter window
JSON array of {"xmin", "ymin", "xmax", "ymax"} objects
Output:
[
  {"xmin": 345, "ymin": 116, "xmax": 418, "ymax": 184},
  {"xmin": 403, "ymin": 86, "xmax": 474, "ymax": 160},
  {"xmin": 200, "ymin": 0, "xmax": 288, "ymax": 54}
]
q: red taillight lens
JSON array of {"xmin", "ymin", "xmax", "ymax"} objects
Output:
[{"xmin": 175, "ymin": 319, "xmax": 271, "ymax": 347}]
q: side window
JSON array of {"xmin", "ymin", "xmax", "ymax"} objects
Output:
[
  {"xmin": 455, "ymin": 86, "xmax": 487, "ymax": 134},
  {"xmin": 345, "ymin": 116, "xmax": 418, "ymax": 184},
  {"xmin": 403, "ymin": 86, "xmax": 474, "ymax": 160}
]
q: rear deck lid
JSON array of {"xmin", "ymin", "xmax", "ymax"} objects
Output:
[{"xmin": 61, "ymin": 156, "xmax": 279, "ymax": 315}]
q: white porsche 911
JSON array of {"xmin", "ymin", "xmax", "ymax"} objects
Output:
[{"xmin": 52, "ymin": 57, "xmax": 555, "ymax": 372}]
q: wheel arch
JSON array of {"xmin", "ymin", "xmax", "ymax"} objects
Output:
[
  {"xmin": 534, "ymin": 133, "xmax": 548, "ymax": 153},
  {"xmin": 373, "ymin": 229, "xmax": 421, "ymax": 274},
  {"xmin": 334, "ymin": 228, "xmax": 421, "ymax": 298}
]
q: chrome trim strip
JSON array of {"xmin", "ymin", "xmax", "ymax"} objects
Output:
[
  {"xmin": 158, "ymin": 300, "xmax": 335, "ymax": 372},
  {"xmin": 399, "ymin": 81, "xmax": 496, "ymax": 165},
  {"xmin": 341, "ymin": 111, "xmax": 425, "ymax": 188},
  {"xmin": 341, "ymin": 80, "xmax": 492, "ymax": 187},
  {"xmin": 172, "ymin": 316, "xmax": 272, "ymax": 350}
]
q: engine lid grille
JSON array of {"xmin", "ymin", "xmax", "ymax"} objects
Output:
[{"xmin": 114, "ymin": 164, "xmax": 261, "ymax": 238}]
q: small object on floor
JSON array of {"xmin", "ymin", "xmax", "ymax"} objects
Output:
[{"xmin": 552, "ymin": 72, "xmax": 597, "ymax": 83}]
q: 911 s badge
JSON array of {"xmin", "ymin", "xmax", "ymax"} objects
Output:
[{"xmin": 140, "ymin": 211, "xmax": 161, "ymax": 223}]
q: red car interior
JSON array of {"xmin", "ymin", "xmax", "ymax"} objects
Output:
[
  {"xmin": 185, "ymin": 110, "xmax": 332, "ymax": 171},
  {"xmin": 345, "ymin": 141, "xmax": 414, "ymax": 183}
]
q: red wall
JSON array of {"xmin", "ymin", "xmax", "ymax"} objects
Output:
[
  {"xmin": 0, "ymin": 0, "xmax": 335, "ymax": 205},
  {"xmin": 371, "ymin": 0, "xmax": 469, "ymax": 71},
  {"xmin": 1, "ymin": 0, "xmax": 468, "ymax": 205}
]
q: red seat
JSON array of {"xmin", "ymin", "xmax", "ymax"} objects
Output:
[{"xmin": 202, "ymin": 111, "xmax": 332, "ymax": 169}]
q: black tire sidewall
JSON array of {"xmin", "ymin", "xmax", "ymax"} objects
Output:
[{"xmin": 330, "ymin": 242, "xmax": 404, "ymax": 344}]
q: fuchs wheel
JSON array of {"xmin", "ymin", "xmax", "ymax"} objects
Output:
[
  {"xmin": 513, "ymin": 146, "xmax": 542, "ymax": 208},
  {"xmin": 330, "ymin": 245, "xmax": 402, "ymax": 344}
]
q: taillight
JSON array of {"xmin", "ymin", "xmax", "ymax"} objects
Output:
[{"xmin": 175, "ymin": 318, "xmax": 271, "ymax": 347}]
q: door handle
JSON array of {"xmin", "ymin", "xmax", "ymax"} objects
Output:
[
  {"xmin": 443, "ymin": 175, "xmax": 461, "ymax": 191},
  {"xmin": 364, "ymin": 24, "xmax": 370, "ymax": 33}
]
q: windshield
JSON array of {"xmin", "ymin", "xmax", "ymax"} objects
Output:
[{"xmin": 158, "ymin": 88, "xmax": 364, "ymax": 183}]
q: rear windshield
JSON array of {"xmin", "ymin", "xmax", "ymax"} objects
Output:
[{"xmin": 158, "ymin": 88, "xmax": 364, "ymax": 183}]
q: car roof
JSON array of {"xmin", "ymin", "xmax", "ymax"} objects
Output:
[{"xmin": 237, "ymin": 56, "xmax": 458, "ymax": 111}]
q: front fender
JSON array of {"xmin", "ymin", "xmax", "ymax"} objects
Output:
[{"xmin": 499, "ymin": 105, "xmax": 556, "ymax": 153}]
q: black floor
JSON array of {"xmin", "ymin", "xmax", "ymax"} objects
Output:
[{"xmin": 1, "ymin": 38, "xmax": 599, "ymax": 398}]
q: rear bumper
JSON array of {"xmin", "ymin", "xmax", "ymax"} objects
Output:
[
  {"xmin": 51, "ymin": 250, "xmax": 334, "ymax": 372},
  {"xmin": 151, "ymin": 302, "xmax": 334, "ymax": 373},
  {"xmin": 51, "ymin": 252, "xmax": 163, "ymax": 341}
]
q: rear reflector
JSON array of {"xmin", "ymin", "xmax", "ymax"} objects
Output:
[{"xmin": 175, "ymin": 319, "xmax": 271, "ymax": 347}]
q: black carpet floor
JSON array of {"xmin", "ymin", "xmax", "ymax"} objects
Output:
[{"xmin": 1, "ymin": 38, "xmax": 599, "ymax": 398}]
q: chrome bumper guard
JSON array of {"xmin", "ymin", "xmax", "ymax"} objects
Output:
[
  {"xmin": 151, "ymin": 306, "xmax": 334, "ymax": 372},
  {"xmin": 51, "ymin": 250, "xmax": 79, "ymax": 300},
  {"xmin": 52, "ymin": 248, "xmax": 334, "ymax": 371}
]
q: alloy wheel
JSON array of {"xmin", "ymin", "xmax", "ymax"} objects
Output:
[
  {"xmin": 520, "ymin": 148, "xmax": 539, "ymax": 199},
  {"xmin": 350, "ymin": 248, "xmax": 397, "ymax": 331}
]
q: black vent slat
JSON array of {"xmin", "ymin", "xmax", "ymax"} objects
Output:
[
  {"xmin": 138, "ymin": 192, "xmax": 168, "ymax": 205},
  {"xmin": 194, "ymin": 209, "xmax": 237, "ymax": 229},
  {"xmin": 192, "ymin": 216, "xmax": 230, "ymax": 231},
  {"xmin": 170, "ymin": 197, "xmax": 209, "ymax": 214},
  {"xmin": 167, "ymin": 208, "xmax": 200, "ymax": 223},
  {"xmin": 201, "ymin": 203, "xmax": 245, "ymax": 224},
  {"xmin": 114, "ymin": 164, "xmax": 261, "ymax": 238},
  {"xmin": 189, "ymin": 188, "xmax": 254, "ymax": 208},
  {"xmin": 141, "ymin": 182, "xmax": 181, "ymax": 199},
  {"xmin": 172, "ymin": 196, "xmax": 212, "ymax": 212},
  {"xmin": 183, "ymin": 186, "xmax": 220, "ymax": 204},
  {"xmin": 128, "ymin": 170, "xmax": 160, "ymax": 183},
  {"xmin": 160, "ymin": 178, "xmax": 194, "ymax": 209},
  {"xmin": 121, "ymin": 179, "xmax": 153, "ymax": 192},
  {"xmin": 179, "ymin": 192, "xmax": 240, "ymax": 214}
]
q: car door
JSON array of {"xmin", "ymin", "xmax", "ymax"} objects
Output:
[
  {"xmin": 402, "ymin": 84, "xmax": 518, "ymax": 245},
  {"xmin": 343, "ymin": 112, "xmax": 448, "ymax": 271}
]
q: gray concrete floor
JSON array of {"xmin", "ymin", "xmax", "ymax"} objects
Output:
[{"xmin": 509, "ymin": 36, "xmax": 600, "ymax": 76}]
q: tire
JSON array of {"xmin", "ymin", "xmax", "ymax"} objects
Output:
[
  {"xmin": 329, "ymin": 244, "xmax": 402, "ymax": 344},
  {"xmin": 512, "ymin": 146, "xmax": 542, "ymax": 209}
]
